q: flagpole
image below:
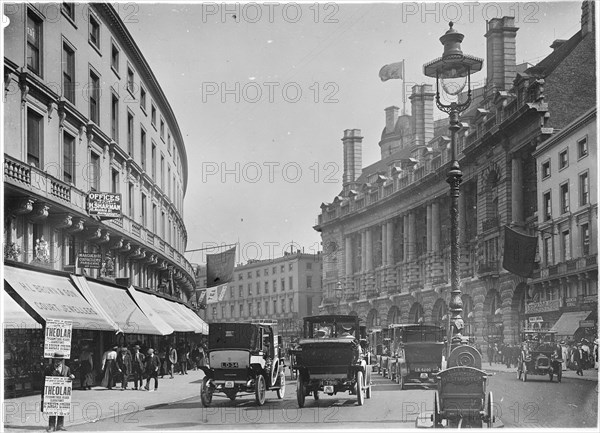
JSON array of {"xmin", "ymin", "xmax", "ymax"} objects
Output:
[{"xmin": 402, "ymin": 59, "xmax": 406, "ymax": 115}]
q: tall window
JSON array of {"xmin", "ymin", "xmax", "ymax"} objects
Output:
[
  {"xmin": 306, "ymin": 275, "xmax": 312, "ymax": 288},
  {"xmin": 160, "ymin": 119, "xmax": 165, "ymax": 140},
  {"xmin": 580, "ymin": 172, "xmax": 589, "ymax": 206},
  {"xmin": 88, "ymin": 13, "xmax": 100, "ymax": 49},
  {"xmin": 289, "ymin": 276, "xmax": 293, "ymax": 291},
  {"xmin": 152, "ymin": 204, "xmax": 157, "ymax": 233},
  {"xmin": 127, "ymin": 112, "xmax": 134, "ymax": 157},
  {"xmin": 140, "ymin": 128, "xmax": 147, "ymax": 171},
  {"xmin": 543, "ymin": 236, "xmax": 552, "ymax": 266},
  {"xmin": 151, "ymin": 142, "xmax": 156, "ymax": 180},
  {"xmin": 62, "ymin": 43, "xmax": 75, "ymax": 103},
  {"xmin": 111, "ymin": 168, "xmax": 119, "ymax": 193},
  {"xmin": 128, "ymin": 183, "xmax": 134, "ymax": 216},
  {"xmin": 111, "ymin": 42, "xmax": 119, "ymax": 73},
  {"xmin": 561, "ymin": 230, "xmax": 571, "ymax": 262},
  {"xmin": 578, "ymin": 137, "xmax": 588, "ymax": 159},
  {"xmin": 27, "ymin": 109, "xmax": 43, "ymax": 167},
  {"xmin": 63, "ymin": 132, "xmax": 75, "ymax": 183},
  {"xmin": 161, "ymin": 155, "xmax": 165, "ymax": 189},
  {"xmin": 151, "ymin": 104, "xmax": 157, "ymax": 126},
  {"xmin": 559, "ymin": 149, "xmax": 568, "ymax": 169},
  {"xmin": 560, "ymin": 183, "xmax": 569, "ymax": 214},
  {"xmin": 541, "ymin": 160, "xmax": 550, "ymax": 179},
  {"xmin": 141, "ymin": 194, "xmax": 147, "ymax": 226},
  {"xmin": 581, "ymin": 223, "xmax": 590, "ymax": 256},
  {"xmin": 26, "ymin": 11, "xmax": 42, "ymax": 75},
  {"xmin": 140, "ymin": 87, "xmax": 147, "ymax": 111},
  {"xmin": 167, "ymin": 166, "xmax": 171, "ymax": 198},
  {"xmin": 89, "ymin": 152, "xmax": 100, "ymax": 191},
  {"xmin": 89, "ymin": 71, "xmax": 100, "ymax": 124},
  {"xmin": 111, "ymin": 94, "xmax": 118, "ymax": 140},
  {"xmin": 543, "ymin": 191, "xmax": 552, "ymax": 221},
  {"xmin": 161, "ymin": 211, "xmax": 165, "ymax": 237},
  {"xmin": 127, "ymin": 67, "xmax": 134, "ymax": 94}
]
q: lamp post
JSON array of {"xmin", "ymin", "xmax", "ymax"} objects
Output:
[
  {"xmin": 424, "ymin": 22, "xmax": 483, "ymax": 352},
  {"xmin": 335, "ymin": 281, "xmax": 343, "ymax": 312}
]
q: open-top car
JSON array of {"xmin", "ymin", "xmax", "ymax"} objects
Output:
[
  {"xmin": 517, "ymin": 329, "xmax": 562, "ymax": 383},
  {"xmin": 291, "ymin": 315, "xmax": 372, "ymax": 407},
  {"xmin": 199, "ymin": 321, "xmax": 286, "ymax": 406},
  {"xmin": 388, "ymin": 323, "xmax": 445, "ymax": 389}
]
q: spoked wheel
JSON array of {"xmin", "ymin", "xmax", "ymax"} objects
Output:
[
  {"xmin": 296, "ymin": 376, "xmax": 306, "ymax": 408},
  {"xmin": 313, "ymin": 389, "xmax": 319, "ymax": 400},
  {"xmin": 277, "ymin": 372, "xmax": 286, "ymax": 399},
  {"xmin": 255, "ymin": 375, "xmax": 266, "ymax": 406},
  {"xmin": 200, "ymin": 377, "xmax": 213, "ymax": 407},
  {"xmin": 356, "ymin": 370, "xmax": 364, "ymax": 406},
  {"xmin": 485, "ymin": 391, "xmax": 495, "ymax": 427}
]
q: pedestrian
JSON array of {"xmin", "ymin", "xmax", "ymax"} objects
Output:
[
  {"xmin": 487, "ymin": 344, "xmax": 494, "ymax": 366},
  {"xmin": 190, "ymin": 344, "xmax": 199, "ymax": 371},
  {"xmin": 101, "ymin": 346, "xmax": 119, "ymax": 389},
  {"xmin": 581, "ymin": 339, "xmax": 591, "ymax": 369},
  {"xmin": 78, "ymin": 344, "xmax": 94, "ymax": 390},
  {"xmin": 572, "ymin": 343, "xmax": 584, "ymax": 376},
  {"xmin": 167, "ymin": 344, "xmax": 177, "ymax": 378},
  {"xmin": 144, "ymin": 348, "xmax": 161, "ymax": 391},
  {"xmin": 131, "ymin": 345, "xmax": 145, "ymax": 390},
  {"xmin": 158, "ymin": 345, "xmax": 167, "ymax": 378},
  {"xmin": 42, "ymin": 353, "xmax": 75, "ymax": 432},
  {"xmin": 117, "ymin": 346, "xmax": 132, "ymax": 390},
  {"xmin": 178, "ymin": 343, "xmax": 189, "ymax": 375}
]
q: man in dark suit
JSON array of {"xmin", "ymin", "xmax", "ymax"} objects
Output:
[
  {"xmin": 131, "ymin": 345, "xmax": 145, "ymax": 390},
  {"xmin": 42, "ymin": 353, "xmax": 75, "ymax": 432},
  {"xmin": 117, "ymin": 346, "xmax": 132, "ymax": 390},
  {"xmin": 573, "ymin": 343, "xmax": 584, "ymax": 376},
  {"xmin": 144, "ymin": 348, "xmax": 161, "ymax": 391}
]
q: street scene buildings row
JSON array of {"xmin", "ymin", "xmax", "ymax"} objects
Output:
[{"xmin": 315, "ymin": 5, "xmax": 597, "ymax": 348}]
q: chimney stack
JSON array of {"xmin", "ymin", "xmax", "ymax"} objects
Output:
[
  {"xmin": 485, "ymin": 17, "xmax": 519, "ymax": 93},
  {"xmin": 384, "ymin": 106, "xmax": 399, "ymax": 133},
  {"xmin": 581, "ymin": 0, "xmax": 595, "ymax": 37},
  {"xmin": 341, "ymin": 129, "xmax": 363, "ymax": 184},
  {"xmin": 409, "ymin": 84, "xmax": 435, "ymax": 147}
]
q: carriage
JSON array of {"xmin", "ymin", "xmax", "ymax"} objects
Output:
[
  {"xmin": 291, "ymin": 315, "xmax": 372, "ymax": 407},
  {"xmin": 517, "ymin": 329, "xmax": 562, "ymax": 382},
  {"xmin": 199, "ymin": 321, "xmax": 286, "ymax": 406}
]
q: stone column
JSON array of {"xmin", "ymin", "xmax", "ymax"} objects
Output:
[
  {"xmin": 408, "ymin": 212, "xmax": 416, "ymax": 261},
  {"xmin": 382, "ymin": 224, "xmax": 388, "ymax": 267},
  {"xmin": 366, "ymin": 228, "xmax": 373, "ymax": 271},
  {"xmin": 345, "ymin": 236, "xmax": 353, "ymax": 277},
  {"xmin": 511, "ymin": 154, "xmax": 523, "ymax": 226},
  {"xmin": 361, "ymin": 231, "xmax": 367, "ymax": 272},
  {"xmin": 386, "ymin": 220, "xmax": 394, "ymax": 265}
]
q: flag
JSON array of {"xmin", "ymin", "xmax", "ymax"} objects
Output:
[
  {"xmin": 206, "ymin": 287, "xmax": 219, "ymax": 304},
  {"xmin": 206, "ymin": 247, "xmax": 236, "ymax": 288},
  {"xmin": 502, "ymin": 225, "xmax": 537, "ymax": 277},
  {"xmin": 379, "ymin": 61, "xmax": 404, "ymax": 82}
]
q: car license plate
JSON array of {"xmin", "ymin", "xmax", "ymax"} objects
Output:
[
  {"xmin": 414, "ymin": 367, "xmax": 432, "ymax": 372},
  {"xmin": 225, "ymin": 381, "xmax": 234, "ymax": 388},
  {"xmin": 420, "ymin": 373, "xmax": 428, "ymax": 379},
  {"xmin": 324, "ymin": 385, "xmax": 334, "ymax": 394}
]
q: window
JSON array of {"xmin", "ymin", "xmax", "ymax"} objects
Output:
[
  {"xmin": 273, "ymin": 280, "xmax": 277, "ymax": 292},
  {"xmin": 140, "ymin": 128, "xmax": 146, "ymax": 171},
  {"xmin": 160, "ymin": 119, "xmax": 165, "ymax": 140},
  {"xmin": 248, "ymin": 303, "xmax": 253, "ymax": 316},
  {"xmin": 238, "ymin": 274, "xmax": 243, "ymax": 281},
  {"xmin": 160, "ymin": 155, "xmax": 165, "ymax": 189},
  {"xmin": 127, "ymin": 112, "xmax": 134, "ymax": 157},
  {"xmin": 257, "ymin": 302, "xmax": 261, "ymax": 315},
  {"xmin": 306, "ymin": 262, "xmax": 312, "ymax": 270},
  {"xmin": 239, "ymin": 286, "xmax": 243, "ymax": 297},
  {"xmin": 62, "ymin": 43, "xmax": 75, "ymax": 103},
  {"xmin": 541, "ymin": 160, "xmax": 550, "ymax": 179},
  {"xmin": 281, "ymin": 265, "xmax": 285, "ymax": 272},
  {"xmin": 581, "ymin": 223, "xmax": 590, "ymax": 256},
  {"xmin": 152, "ymin": 204, "xmax": 157, "ymax": 233},
  {"xmin": 62, "ymin": 3, "xmax": 75, "ymax": 20},
  {"xmin": 289, "ymin": 298, "xmax": 293, "ymax": 313},
  {"xmin": 63, "ymin": 132, "xmax": 75, "ymax": 183},
  {"xmin": 256, "ymin": 270, "xmax": 261, "ymax": 277},
  {"xmin": 543, "ymin": 191, "xmax": 552, "ymax": 221},
  {"xmin": 561, "ymin": 230, "xmax": 571, "ymax": 261},
  {"xmin": 580, "ymin": 172, "xmax": 589, "ymax": 206},
  {"xmin": 560, "ymin": 183, "xmax": 569, "ymax": 214},
  {"xmin": 26, "ymin": 11, "xmax": 42, "ymax": 76},
  {"xmin": 306, "ymin": 275, "xmax": 312, "ymax": 288},
  {"xmin": 151, "ymin": 142, "xmax": 156, "ymax": 180},
  {"xmin": 140, "ymin": 86, "xmax": 147, "ymax": 111},
  {"xmin": 161, "ymin": 211, "xmax": 165, "ymax": 237},
  {"xmin": 27, "ymin": 109, "xmax": 43, "ymax": 167},
  {"xmin": 578, "ymin": 137, "xmax": 588, "ymax": 159},
  {"xmin": 111, "ymin": 168, "xmax": 119, "ymax": 193},
  {"xmin": 289, "ymin": 263, "xmax": 293, "ymax": 271},
  {"xmin": 248, "ymin": 284, "xmax": 252, "ymax": 296},
  {"xmin": 273, "ymin": 266, "xmax": 277, "ymax": 274},
  {"xmin": 273, "ymin": 300, "xmax": 277, "ymax": 315},
  {"xmin": 265, "ymin": 281, "xmax": 269, "ymax": 293},
  {"xmin": 559, "ymin": 149, "xmax": 568, "ymax": 170},
  {"xmin": 247, "ymin": 272, "xmax": 252, "ymax": 278},
  {"xmin": 256, "ymin": 282, "xmax": 261, "ymax": 295},
  {"xmin": 264, "ymin": 301, "xmax": 269, "ymax": 315},
  {"xmin": 89, "ymin": 70, "xmax": 100, "ymax": 124},
  {"xmin": 281, "ymin": 278, "xmax": 285, "ymax": 291},
  {"xmin": 151, "ymin": 104, "xmax": 157, "ymax": 127},
  {"xmin": 127, "ymin": 67, "xmax": 135, "ymax": 94},
  {"xmin": 89, "ymin": 152, "xmax": 100, "ymax": 191},
  {"xmin": 111, "ymin": 43, "xmax": 119, "ymax": 73},
  {"xmin": 264, "ymin": 268, "xmax": 269, "ymax": 276},
  {"xmin": 289, "ymin": 276, "xmax": 293, "ymax": 291},
  {"xmin": 89, "ymin": 13, "xmax": 100, "ymax": 49},
  {"xmin": 111, "ymin": 94, "xmax": 118, "ymax": 140},
  {"xmin": 168, "ymin": 166, "xmax": 171, "ymax": 198},
  {"xmin": 167, "ymin": 132, "xmax": 172, "ymax": 154},
  {"xmin": 128, "ymin": 183, "xmax": 134, "ymax": 216}
]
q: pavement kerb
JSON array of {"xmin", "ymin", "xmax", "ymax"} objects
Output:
[{"xmin": 482, "ymin": 363, "xmax": 599, "ymax": 382}]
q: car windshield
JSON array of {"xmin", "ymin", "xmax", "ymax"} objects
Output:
[
  {"xmin": 209, "ymin": 323, "xmax": 261, "ymax": 350},
  {"xmin": 305, "ymin": 317, "xmax": 358, "ymax": 338}
]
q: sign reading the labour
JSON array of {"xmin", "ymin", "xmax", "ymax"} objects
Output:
[
  {"xmin": 87, "ymin": 192, "xmax": 122, "ymax": 219},
  {"xmin": 43, "ymin": 376, "xmax": 72, "ymax": 415},
  {"xmin": 44, "ymin": 319, "xmax": 72, "ymax": 359},
  {"xmin": 77, "ymin": 253, "xmax": 103, "ymax": 269}
]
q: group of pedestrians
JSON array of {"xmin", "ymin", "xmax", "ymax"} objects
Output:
[
  {"xmin": 98, "ymin": 344, "xmax": 161, "ymax": 391},
  {"xmin": 486, "ymin": 342, "xmax": 520, "ymax": 367},
  {"xmin": 562, "ymin": 338, "xmax": 598, "ymax": 376}
]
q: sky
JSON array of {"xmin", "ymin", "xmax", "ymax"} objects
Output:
[{"xmin": 118, "ymin": 1, "xmax": 584, "ymax": 266}]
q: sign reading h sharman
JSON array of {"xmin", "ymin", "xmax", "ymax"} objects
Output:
[
  {"xmin": 87, "ymin": 193, "xmax": 122, "ymax": 219},
  {"xmin": 44, "ymin": 319, "xmax": 72, "ymax": 359}
]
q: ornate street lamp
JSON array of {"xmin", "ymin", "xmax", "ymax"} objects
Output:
[
  {"xmin": 335, "ymin": 281, "xmax": 343, "ymax": 310},
  {"xmin": 423, "ymin": 22, "xmax": 483, "ymax": 350}
]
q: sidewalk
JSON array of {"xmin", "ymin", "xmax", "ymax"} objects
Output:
[
  {"xmin": 3, "ymin": 369, "xmax": 205, "ymax": 431},
  {"xmin": 482, "ymin": 362, "xmax": 599, "ymax": 382}
]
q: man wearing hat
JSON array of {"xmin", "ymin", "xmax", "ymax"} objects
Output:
[
  {"xmin": 144, "ymin": 348, "xmax": 161, "ymax": 391},
  {"xmin": 131, "ymin": 345, "xmax": 145, "ymax": 390},
  {"xmin": 42, "ymin": 353, "xmax": 75, "ymax": 431},
  {"xmin": 117, "ymin": 346, "xmax": 132, "ymax": 390}
]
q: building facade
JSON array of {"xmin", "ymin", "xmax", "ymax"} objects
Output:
[
  {"xmin": 3, "ymin": 3, "xmax": 195, "ymax": 297},
  {"xmin": 315, "ymin": 4, "xmax": 596, "ymax": 350},
  {"xmin": 204, "ymin": 252, "xmax": 323, "ymax": 341}
]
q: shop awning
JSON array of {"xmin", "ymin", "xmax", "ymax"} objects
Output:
[
  {"xmin": 153, "ymin": 297, "xmax": 196, "ymax": 332},
  {"xmin": 550, "ymin": 311, "xmax": 593, "ymax": 336},
  {"xmin": 3, "ymin": 290, "xmax": 42, "ymax": 329},
  {"xmin": 174, "ymin": 303, "xmax": 209, "ymax": 334},
  {"xmin": 71, "ymin": 276, "xmax": 171, "ymax": 336},
  {"xmin": 126, "ymin": 286, "xmax": 174, "ymax": 335},
  {"xmin": 4, "ymin": 265, "xmax": 117, "ymax": 331}
]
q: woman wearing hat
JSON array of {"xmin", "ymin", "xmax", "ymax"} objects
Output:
[
  {"xmin": 101, "ymin": 346, "xmax": 118, "ymax": 389},
  {"xmin": 78, "ymin": 344, "xmax": 94, "ymax": 390},
  {"xmin": 42, "ymin": 353, "xmax": 75, "ymax": 431}
]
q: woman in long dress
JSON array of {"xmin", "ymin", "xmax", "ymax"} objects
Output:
[
  {"xmin": 101, "ymin": 346, "xmax": 118, "ymax": 389},
  {"xmin": 79, "ymin": 345, "xmax": 94, "ymax": 390}
]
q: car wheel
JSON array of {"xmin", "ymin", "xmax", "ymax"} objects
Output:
[
  {"xmin": 200, "ymin": 377, "xmax": 213, "ymax": 407},
  {"xmin": 277, "ymin": 372, "xmax": 286, "ymax": 399},
  {"xmin": 255, "ymin": 375, "xmax": 266, "ymax": 406},
  {"xmin": 296, "ymin": 376, "xmax": 306, "ymax": 408},
  {"xmin": 356, "ymin": 371, "xmax": 364, "ymax": 406}
]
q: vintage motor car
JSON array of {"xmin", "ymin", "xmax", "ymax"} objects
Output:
[
  {"xmin": 199, "ymin": 321, "xmax": 286, "ymax": 406},
  {"xmin": 388, "ymin": 323, "xmax": 445, "ymax": 389},
  {"xmin": 291, "ymin": 315, "xmax": 372, "ymax": 407},
  {"xmin": 517, "ymin": 329, "xmax": 562, "ymax": 382}
]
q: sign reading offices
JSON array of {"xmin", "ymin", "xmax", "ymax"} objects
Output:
[{"xmin": 87, "ymin": 193, "xmax": 122, "ymax": 219}]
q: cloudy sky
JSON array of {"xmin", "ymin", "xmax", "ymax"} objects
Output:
[{"xmin": 119, "ymin": 1, "xmax": 582, "ymax": 265}]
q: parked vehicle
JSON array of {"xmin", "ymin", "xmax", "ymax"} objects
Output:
[
  {"xmin": 291, "ymin": 315, "xmax": 372, "ymax": 407},
  {"xmin": 199, "ymin": 321, "xmax": 286, "ymax": 406},
  {"xmin": 517, "ymin": 329, "xmax": 562, "ymax": 383},
  {"xmin": 388, "ymin": 324, "xmax": 445, "ymax": 389}
]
